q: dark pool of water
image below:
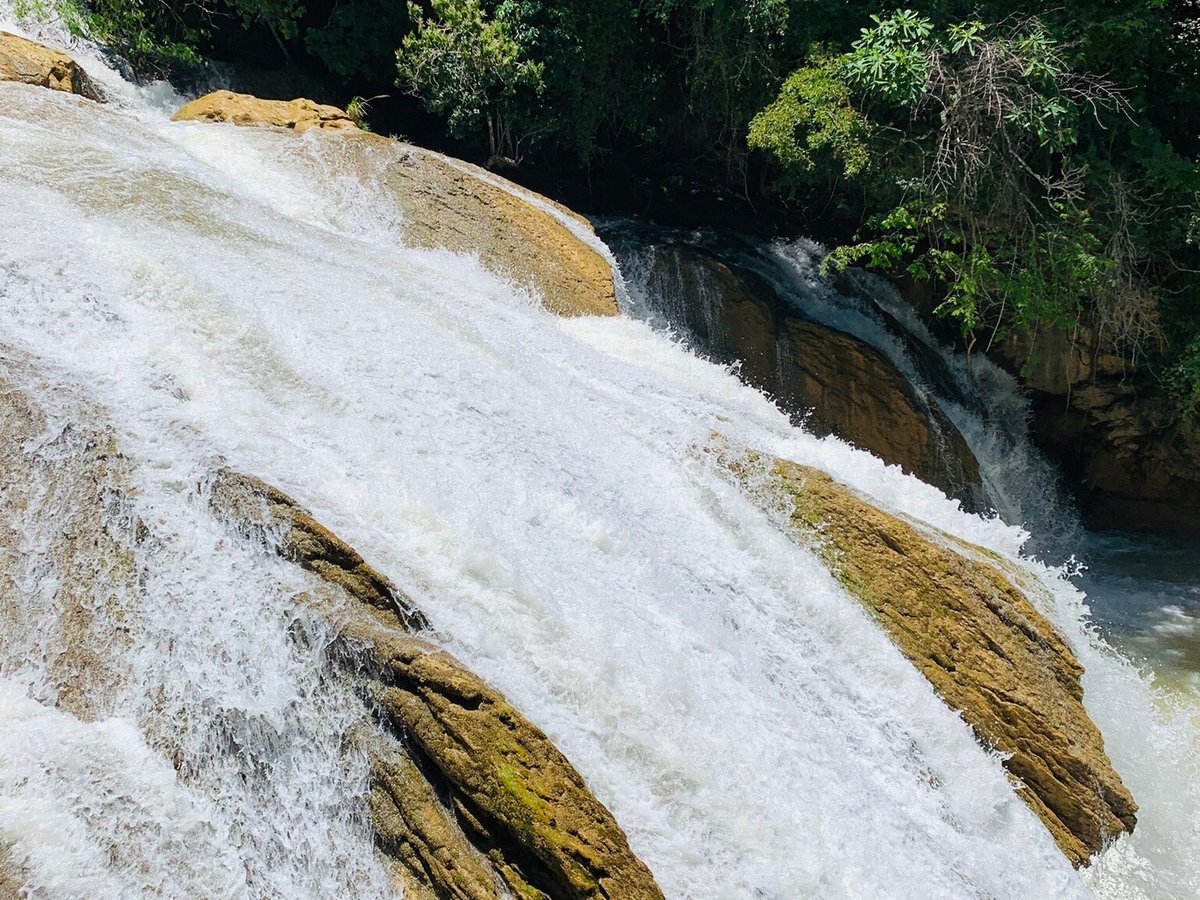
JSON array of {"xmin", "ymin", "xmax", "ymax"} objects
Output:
[{"xmin": 1079, "ymin": 531, "xmax": 1200, "ymax": 688}]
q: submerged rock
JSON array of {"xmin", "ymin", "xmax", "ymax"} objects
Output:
[
  {"xmin": 0, "ymin": 855, "xmax": 20, "ymax": 900},
  {"xmin": 0, "ymin": 354, "xmax": 137, "ymax": 722},
  {"xmin": 0, "ymin": 31, "xmax": 101, "ymax": 100},
  {"xmin": 170, "ymin": 91, "xmax": 618, "ymax": 318},
  {"xmin": 727, "ymin": 446, "xmax": 1137, "ymax": 865},
  {"xmin": 209, "ymin": 471, "xmax": 664, "ymax": 900},
  {"xmin": 172, "ymin": 89, "xmax": 357, "ymax": 133}
]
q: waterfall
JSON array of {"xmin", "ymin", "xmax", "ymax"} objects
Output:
[
  {"xmin": 605, "ymin": 223, "xmax": 1084, "ymax": 560},
  {"xmin": 1, "ymin": 11, "xmax": 1198, "ymax": 899}
]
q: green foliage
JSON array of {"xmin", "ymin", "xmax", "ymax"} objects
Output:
[
  {"xmin": 844, "ymin": 9, "xmax": 932, "ymax": 104},
  {"xmin": 753, "ymin": 10, "xmax": 1177, "ymax": 361},
  {"xmin": 747, "ymin": 51, "xmax": 870, "ymax": 177},
  {"xmin": 82, "ymin": 0, "xmax": 206, "ymax": 69},
  {"xmin": 19, "ymin": 0, "xmax": 1200, "ymax": 415},
  {"xmin": 396, "ymin": 0, "xmax": 544, "ymax": 161},
  {"xmin": 1166, "ymin": 338, "xmax": 1200, "ymax": 418},
  {"xmin": 306, "ymin": 0, "xmax": 410, "ymax": 79}
]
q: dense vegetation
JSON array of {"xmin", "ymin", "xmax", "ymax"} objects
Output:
[{"xmin": 26, "ymin": 0, "xmax": 1200, "ymax": 413}]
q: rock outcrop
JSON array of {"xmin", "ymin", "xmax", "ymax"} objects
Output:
[
  {"xmin": 172, "ymin": 89, "xmax": 357, "ymax": 133},
  {"xmin": 0, "ymin": 31, "xmax": 101, "ymax": 100},
  {"xmin": 209, "ymin": 471, "xmax": 664, "ymax": 900},
  {"xmin": 995, "ymin": 325, "xmax": 1200, "ymax": 534},
  {"xmin": 646, "ymin": 243, "xmax": 985, "ymax": 508},
  {"xmin": 364, "ymin": 140, "xmax": 618, "ymax": 317},
  {"xmin": 726, "ymin": 445, "xmax": 1136, "ymax": 865},
  {"xmin": 170, "ymin": 90, "xmax": 618, "ymax": 317}
]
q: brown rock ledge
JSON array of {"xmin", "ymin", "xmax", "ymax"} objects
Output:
[
  {"xmin": 170, "ymin": 89, "xmax": 618, "ymax": 318},
  {"xmin": 719, "ymin": 443, "xmax": 1136, "ymax": 865},
  {"xmin": 210, "ymin": 471, "xmax": 663, "ymax": 900},
  {"xmin": 0, "ymin": 31, "xmax": 102, "ymax": 100},
  {"xmin": 172, "ymin": 89, "xmax": 357, "ymax": 133}
]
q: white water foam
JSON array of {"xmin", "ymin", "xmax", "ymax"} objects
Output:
[{"xmin": 0, "ymin": 24, "xmax": 1197, "ymax": 898}]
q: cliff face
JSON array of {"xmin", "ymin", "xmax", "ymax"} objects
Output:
[{"xmin": 994, "ymin": 326, "xmax": 1200, "ymax": 534}]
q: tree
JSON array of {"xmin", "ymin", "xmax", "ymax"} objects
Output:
[
  {"xmin": 396, "ymin": 0, "xmax": 544, "ymax": 166},
  {"xmin": 750, "ymin": 11, "xmax": 1164, "ymax": 359}
]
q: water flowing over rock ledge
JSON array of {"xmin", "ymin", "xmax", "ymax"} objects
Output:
[
  {"xmin": 208, "ymin": 471, "xmax": 664, "ymax": 900},
  {"xmin": 624, "ymin": 241, "xmax": 986, "ymax": 510},
  {"xmin": 172, "ymin": 89, "xmax": 619, "ymax": 319},
  {"xmin": 715, "ymin": 440, "xmax": 1137, "ymax": 865},
  {"xmin": 0, "ymin": 40, "xmax": 1143, "ymax": 886},
  {"xmin": 0, "ymin": 356, "xmax": 662, "ymax": 899}
]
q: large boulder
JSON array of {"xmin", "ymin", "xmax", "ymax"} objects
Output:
[
  {"xmin": 0, "ymin": 31, "xmax": 101, "ymax": 100},
  {"xmin": 645, "ymin": 244, "xmax": 985, "ymax": 509},
  {"xmin": 364, "ymin": 140, "xmax": 618, "ymax": 317},
  {"xmin": 170, "ymin": 91, "xmax": 618, "ymax": 318},
  {"xmin": 720, "ymin": 443, "xmax": 1137, "ymax": 865},
  {"xmin": 172, "ymin": 89, "xmax": 357, "ymax": 133}
]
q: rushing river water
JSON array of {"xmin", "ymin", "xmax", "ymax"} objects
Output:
[
  {"xmin": 604, "ymin": 223, "xmax": 1200, "ymax": 702},
  {"xmin": 1, "ymin": 9, "xmax": 1199, "ymax": 899}
]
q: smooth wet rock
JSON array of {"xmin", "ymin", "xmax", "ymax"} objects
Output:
[
  {"xmin": 0, "ymin": 849, "xmax": 21, "ymax": 900},
  {"xmin": 0, "ymin": 31, "xmax": 101, "ymax": 100},
  {"xmin": 172, "ymin": 89, "xmax": 357, "ymax": 133},
  {"xmin": 170, "ymin": 89, "xmax": 617, "ymax": 318},
  {"xmin": 363, "ymin": 138, "xmax": 618, "ymax": 317},
  {"xmin": 733, "ymin": 447, "xmax": 1137, "ymax": 865}
]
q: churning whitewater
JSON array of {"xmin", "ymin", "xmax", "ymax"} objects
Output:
[{"xmin": 0, "ymin": 17, "xmax": 1197, "ymax": 900}]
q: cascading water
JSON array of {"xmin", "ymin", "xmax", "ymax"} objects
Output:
[
  {"xmin": 606, "ymin": 223, "xmax": 1200, "ymax": 699},
  {"xmin": 604, "ymin": 223, "xmax": 1084, "ymax": 560},
  {"xmin": 1, "ymin": 11, "xmax": 1198, "ymax": 899}
]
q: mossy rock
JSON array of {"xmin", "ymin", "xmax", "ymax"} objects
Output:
[
  {"xmin": 762, "ymin": 453, "xmax": 1136, "ymax": 866},
  {"xmin": 210, "ymin": 473, "xmax": 663, "ymax": 900}
]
